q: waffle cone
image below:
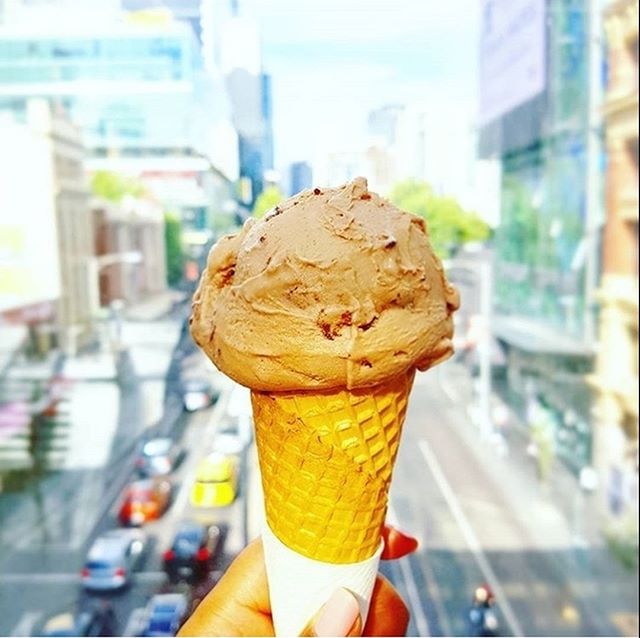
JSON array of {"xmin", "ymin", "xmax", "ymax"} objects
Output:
[{"xmin": 251, "ymin": 369, "xmax": 414, "ymax": 564}]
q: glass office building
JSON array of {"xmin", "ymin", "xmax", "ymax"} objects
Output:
[{"xmin": 0, "ymin": 19, "xmax": 217, "ymax": 158}]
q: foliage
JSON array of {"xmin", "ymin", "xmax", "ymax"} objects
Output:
[
  {"xmin": 252, "ymin": 186, "xmax": 284, "ymax": 219},
  {"xmin": 91, "ymin": 171, "xmax": 147, "ymax": 202},
  {"xmin": 389, "ymin": 180, "xmax": 490, "ymax": 258},
  {"xmin": 164, "ymin": 212, "xmax": 184, "ymax": 287},
  {"xmin": 498, "ymin": 176, "xmax": 540, "ymax": 266}
]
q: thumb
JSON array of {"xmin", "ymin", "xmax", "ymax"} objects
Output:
[{"xmin": 299, "ymin": 588, "xmax": 363, "ymax": 637}]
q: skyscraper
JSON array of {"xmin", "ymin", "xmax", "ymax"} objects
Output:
[
  {"xmin": 477, "ymin": 0, "xmax": 599, "ymax": 477},
  {"xmin": 288, "ymin": 161, "xmax": 312, "ymax": 196},
  {"xmin": 219, "ymin": 12, "xmax": 273, "ymax": 207}
]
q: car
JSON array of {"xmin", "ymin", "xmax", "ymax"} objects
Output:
[
  {"xmin": 140, "ymin": 593, "xmax": 188, "ymax": 637},
  {"xmin": 80, "ymin": 529, "xmax": 146, "ymax": 591},
  {"xmin": 162, "ymin": 521, "xmax": 221, "ymax": 583},
  {"xmin": 181, "ymin": 378, "xmax": 218, "ymax": 412},
  {"xmin": 118, "ymin": 478, "xmax": 172, "ymax": 526},
  {"xmin": 212, "ymin": 432, "xmax": 244, "ymax": 456},
  {"xmin": 135, "ymin": 438, "xmax": 183, "ymax": 477},
  {"xmin": 39, "ymin": 605, "xmax": 117, "ymax": 637},
  {"xmin": 217, "ymin": 415, "xmax": 252, "ymax": 449},
  {"xmin": 190, "ymin": 453, "xmax": 238, "ymax": 508}
]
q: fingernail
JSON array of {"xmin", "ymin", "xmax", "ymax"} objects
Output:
[
  {"xmin": 381, "ymin": 526, "xmax": 419, "ymax": 559},
  {"xmin": 313, "ymin": 588, "xmax": 360, "ymax": 637}
]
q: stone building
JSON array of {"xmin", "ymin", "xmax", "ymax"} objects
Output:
[{"xmin": 589, "ymin": 0, "xmax": 638, "ymax": 530}]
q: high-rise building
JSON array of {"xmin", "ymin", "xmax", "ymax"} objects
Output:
[
  {"xmin": 0, "ymin": 100, "xmax": 97, "ymax": 357},
  {"xmin": 219, "ymin": 13, "xmax": 273, "ymax": 207},
  {"xmin": 0, "ymin": 6, "xmax": 238, "ymax": 235},
  {"xmin": 588, "ymin": 0, "xmax": 638, "ymax": 529},
  {"xmin": 477, "ymin": 0, "xmax": 600, "ymax": 476},
  {"xmin": 288, "ymin": 161, "xmax": 312, "ymax": 195}
]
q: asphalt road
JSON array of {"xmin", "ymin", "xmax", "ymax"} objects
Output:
[
  {"xmin": 0, "ymin": 314, "xmax": 248, "ymax": 638},
  {"xmin": 1, "ymin": 308, "xmax": 637, "ymax": 637},
  {"xmin": 381, "ymin": 364, "xmax": 637, "ymax": 637}
]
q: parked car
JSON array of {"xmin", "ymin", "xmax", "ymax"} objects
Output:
[
  {"xmin": 190, "ymin": 453, "xmax": 238, "ymax": 508},
  {"xmin": 80, "ymin": 529, "xmax": 146, "ymax": 591},
  {"xmin": 163, "ymin": 521, "xmax": 221, "ymax": 583},
  {"xmin": 211, "ymin": 432, "xmax": 244, "ymax": 456},
  {"xmin": 182, "ymin": 378, "xmax": 218, "ymax": 412},
  {"xmin": 118, "ymin": 479, "xmax": 172, "ymax": 526},
  {"xmin": 135, "ymin": 438, "xmax": 183, "ymax": 477},
  {"xmin": 140, "ymin": 593, "xmax": 188, "ymax": 637},
  {"xmin": 39, "ymin": 604, "xmax": 117, "ymax": 637}
]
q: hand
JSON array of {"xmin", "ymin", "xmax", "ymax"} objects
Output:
[{"xmin": 179, "ymin": 525, "xmax": 418, "ymax": 637}]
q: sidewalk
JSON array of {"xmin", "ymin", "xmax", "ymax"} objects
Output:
[{"xmin": 123, "ymin": 289, "xmax": 187, "ymax": 322}]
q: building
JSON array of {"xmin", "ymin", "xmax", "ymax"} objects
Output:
[
  {"xmin": 0, "ymin": 100, "xmax": 97, "ymax": 357},
  {"xmin": 589, "ymin": 0, "xmax": 638, "ymax": 529},
  {"xmin": 477, "ymin": 0, "xmax": 601, "ymax": 477},
  {"xmin": 0, "ymin": 5, "xmax": 239, "ymax": 228},
  {"xmin": 92, "ymin": 196, "xmax": 167, "ymax": 307},
  {"xmin": 288, "ymin": 161, "xmax": 312, "ymax": 195},
  {"xmin": 220, "ymin": 14, "xmax": 272, "ymax": 207}
]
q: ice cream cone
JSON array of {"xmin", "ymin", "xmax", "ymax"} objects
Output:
[
  {"xmin": 190, "ymin": 177, "xmax": 460, "ymax": 635},
  {"xmin": 252, "ymin": 368, "xmax": 414, "ymax": 563},
  {"xmin": 251, "ymin": 369, "xmax": 414, "ymax": 634}
]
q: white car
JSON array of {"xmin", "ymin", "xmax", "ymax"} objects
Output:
[{"xmin": 81, "ymin": 529, "xmax": 146, "ymax": 591}]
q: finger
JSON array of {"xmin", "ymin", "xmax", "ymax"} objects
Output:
[
  {"xmin": 381, "ymin": 525, "xmax": 419, "ymax": 560},
  {"xmin": 179, "ymin": 538, "xmax": 274, "ymax": 637},
  {"xmin": 363, "ymin": 575, "xmax": 409, "ymax": 636},
  {"xmin": 299, "ymin": 588, "xmax": 363, "ymax": 637}
]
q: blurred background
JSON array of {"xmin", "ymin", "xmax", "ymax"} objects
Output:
[{"xmin": 0, "ymin": 0, "xmax": 638, "ymax": 636}]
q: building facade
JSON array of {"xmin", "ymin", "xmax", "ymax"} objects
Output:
[
  {"xmin": 0, "ymin": 6, "xmax": 239, "ymax": 229},
  {"xmin": 589, "ymin": 0, "xmax": 638, "ymax": 529},
  {"xmin": 0, "ymin": 99, "xmax": 96, "ymax": 357},
  {"xmin": 92, "ymin": 196, "xmax": 166, "ymax": 307},
  {"xmin": 478, "ymin": 0, "xmax": 601, "ymax": 476}
]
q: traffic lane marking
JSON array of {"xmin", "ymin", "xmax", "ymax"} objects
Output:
[
  {"xmin": 1, "ymin": 571, "xmax": 166, "ymax": 585},
  {"xmin": 419, "ymin": 438, "xmax": 524, "ymax": 637},
  {"xmin": 10, "ymin": 611, "xmax": 42, "ymax": 637}
]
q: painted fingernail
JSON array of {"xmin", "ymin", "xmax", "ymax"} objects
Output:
[
  {"xmin": 313, "ymin": 588, "xmax": 360, "ymax": 637},
  {"xmin": 382, "ymin": 526, "xmax": 419, "ymax": 559}
]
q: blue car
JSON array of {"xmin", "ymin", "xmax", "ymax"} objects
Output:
[{"xmin": 141, "ymin": 594, "xmax": 188, "ymax": 637}]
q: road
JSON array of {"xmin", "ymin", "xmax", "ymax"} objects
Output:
[
  {"xmin": 381, "ymin": 364, "xmax": 638, "ymax": 636},
  {"xmin": 1, "ymin": 306, "xmax": 637, "ymax": 637},
  {"xmin": 0, "ymin": 311, "xmax": 249, "ymax": 637}
]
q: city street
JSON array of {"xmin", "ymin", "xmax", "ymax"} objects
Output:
[
  {"xmin": 0, "ymin": 308, "xmax": 250, "ymax": 637},
  {"xmin": 383, "ymin": 364, "xmax": 639, "ymax": 636},
  {"xmin": 1, "ymin": 309, "xmax": 638, "ymax": 637}
]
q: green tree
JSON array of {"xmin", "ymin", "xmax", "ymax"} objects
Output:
[
  {"xmin": 389, "ymin": 179, "xmax": 490, "ymax": 258},
  {"xmin": 253, "ymin": 186, "xmax": 283, "ymax": 219},
  {"xmin": 91, "ymin": 171, "xmax": 147, "ymax": 202},
  {"xmin": 164, "ymin": 212, "xmax": 184, "ymax": 287}
]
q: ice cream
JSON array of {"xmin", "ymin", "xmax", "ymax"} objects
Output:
[
  {"xmin": 191, "ymin": 176, "xmax": 459, "ymax": 392},
  {"xmin": 190, "ymin": 177, "xmax": 459, "ymax": 634}
]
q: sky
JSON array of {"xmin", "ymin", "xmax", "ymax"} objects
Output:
[{"xmin": 244, "ymin": 0, "xmax": 481, "ymax": 172}]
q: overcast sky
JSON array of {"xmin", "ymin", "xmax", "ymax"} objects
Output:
[{"xmin": 243, "ymin": 0, "xmax": 480, "ymax": 171}]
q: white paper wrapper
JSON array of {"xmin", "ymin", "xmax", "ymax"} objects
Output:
[{"xmin": 262, "ymin": 524, "xmax": 383, "ymax": 636}]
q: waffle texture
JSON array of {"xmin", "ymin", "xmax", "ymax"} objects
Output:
[{"xmin": 252, "ymin": 370, "xmax": 414, "ymax": 564}]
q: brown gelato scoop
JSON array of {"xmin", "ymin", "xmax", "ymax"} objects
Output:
[{"xmin": 191, "ymin": 177, "xmax": 459, "ymax": 392}]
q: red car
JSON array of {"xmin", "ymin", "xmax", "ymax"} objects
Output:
[{"xmin": 118, "ymin": 479, "xmax": 172, "ymax": 526}]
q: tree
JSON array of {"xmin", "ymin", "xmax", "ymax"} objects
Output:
[
  {"xmin": 389, "ymin": 179, "xmax": 491, "ymax": 258},
  {"xmin": 91, "ymin": 171, "xmax": 147, "ymax": 202},
  {"xmin": 164, "ymin": 212, "xmax": 184, "ymax": 287},
  {"xmin": 253, "ymin": 186, "xmax": 283, "ymax": 219}
]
